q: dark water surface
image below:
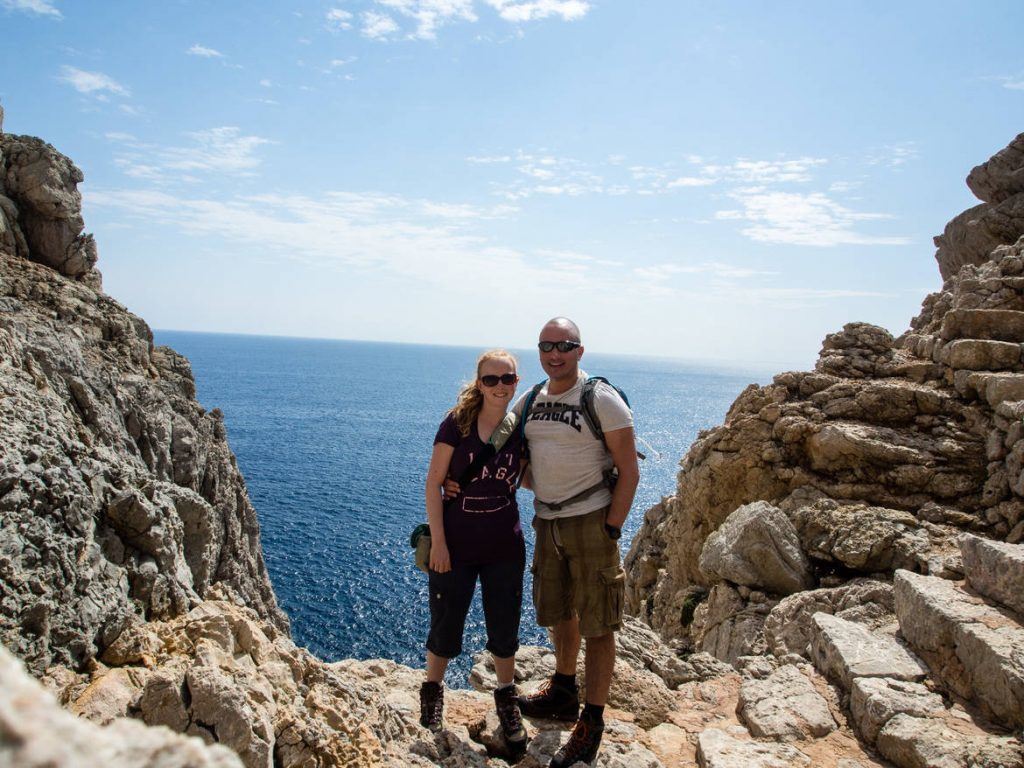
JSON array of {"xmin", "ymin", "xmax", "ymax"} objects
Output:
[{"xmin": 154, "ymin": 331, "xmax": 770, "ymax": 685}]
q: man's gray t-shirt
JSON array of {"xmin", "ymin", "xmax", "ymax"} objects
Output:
[{"xmin": 513, "ymin": 370, "xmax": 633, "ymax": 520}]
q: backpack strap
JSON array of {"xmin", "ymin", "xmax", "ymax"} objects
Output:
[
  {"xmin": 454, "ymin": 410, "xmax": 520, "ymax": 488},
  {"xmin": 517, "ymin": 382, "xmax": 545, "ymax": 443}
]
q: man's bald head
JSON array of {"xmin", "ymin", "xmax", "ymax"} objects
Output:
[{"xmin": 541, "ymin": 317, "xmax": 581, "ymax": 343}]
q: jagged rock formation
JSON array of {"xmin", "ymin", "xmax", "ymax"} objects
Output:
[
  {"xmin": 626, "ymin": 132, "xmax": 1024, "ymax": 766},
  {"xmin": 936, "ymin": 132, "xmax": 1024, "ymax": 280}
]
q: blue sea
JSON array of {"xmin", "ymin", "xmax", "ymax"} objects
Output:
[{"xmin": 154, "ymin": 331, "xmax": 772, "ymax": 685}]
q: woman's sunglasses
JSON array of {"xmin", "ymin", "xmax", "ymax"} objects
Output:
[
  {"xmin": 538, "ymin": 340, "xmax": 581, "ymax": 353},
  {"xmin": 480, "ymin": 373, "xmax": 518, "ymax": 387}
]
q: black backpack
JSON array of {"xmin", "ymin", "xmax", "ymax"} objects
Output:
[{"xmin": 518, "ymin": 376, "xmax": 634, "ymax": 451}]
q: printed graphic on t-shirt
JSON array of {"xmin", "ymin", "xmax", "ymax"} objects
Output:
[
  {"xmin": 526, "ymin": 401, "xmax": 583, "ymax": 432},
  {"xmin": 460, "ymin": 447, "xmax": 520, "ymax": 513}
]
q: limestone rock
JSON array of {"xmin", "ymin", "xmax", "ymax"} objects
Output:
[
  {"xmin": 0, "ymin": 251, "xmax": 287, "ymax": 675},
  {"xmin": 935, "ymin": 194, "xmax": 1024, "ymax": 281},
  {"xmin": 876, "ymin": 712, "xmax": 1023, "ymax": 768},
  {"xmin": 695, "ymin": 728, "xmax": 811, "ymax": 767},
  {"xmin": 0, "ymin": 133, "xmax": 98, "ymax": 277},
  {"xmin": 698, "ymin": 501, "xmax": 814, "ymax": 595},
  {"xmin": 959, "ymin": 533, "xmax": 1024, "ymax": 614},
  {"xmin": 764, "ymin": 578, "xmax": 894, "ymax": 658},
  {"xmin": 809, "ymin": 613, "xmax": 927, "ymax": 690},
  {"xmin": 736, "ymin": 664, "xmax": 837, "ymax": 741},
  {"xmin": 893, "ymin": 569, "xmax": 1024, "ymax": 729},
  {"xmin": 0, "ymin": 643, "xmax": 243, "ymax": 767},
  {"xmin": 816, "ymin": 323, "xmax": 896, "ymax": 379},
  {"xmin": 849, "ymin": 677, "xmax": 946, "ymax": 744},
  {"xmin": 968, "ymin": 132, "xmax": 1024, "ymax": 205},
  {"xmin": 789, "ymin": 500, "xmax": 950, "ymax": 574},
  {"xmin": 692, "ymin": 583, "xmax": 776, "ymax": 665}
]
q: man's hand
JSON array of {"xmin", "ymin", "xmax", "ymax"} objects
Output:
[
  {"xmin": 442, "ymin": 478, "xmax": 461, "ymax": 500},
  {"xmin": 430, "ymin": 541, "xmax": 452, "ymax": 573},
  {"xmin": 604, "ymin": 426, "xmax": 639, "ymax": 530}
]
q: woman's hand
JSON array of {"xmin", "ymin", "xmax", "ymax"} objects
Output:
[{"xmin": 430, "ymin": 541, "xmax": 452, "ymax": 573}]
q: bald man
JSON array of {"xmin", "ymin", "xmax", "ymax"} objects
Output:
[{"xmin": 514, "ymin": 317, "xmax": 639, "ymax": 768}]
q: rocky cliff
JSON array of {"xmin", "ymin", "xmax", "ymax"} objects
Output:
[
  {"xmin": 2, "ymin": 121, "xmax": 1023, "ymax": 768},
  {"xmin": 625, "ymin": 133, "xmax": 1024, "ymax": 765}
]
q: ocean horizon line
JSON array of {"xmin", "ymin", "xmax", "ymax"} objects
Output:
[{"xmin": 154, "ymin": 327, "xmax": 802, "ymax": 378}]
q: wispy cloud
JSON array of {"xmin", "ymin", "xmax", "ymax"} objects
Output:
[
  {"xmin": 57, "ymin": 66, "xmax": 130, "ymax": 99},
  {"xmin": 485, "ymin": 0, "xmax": 590, "ymax": 22},
  {"xmin": 85, "ymin": 188, "xmax": 597, "ymax": 297},
  {"xmin": 2, "ymin": 0, "xmax": 61, "ymax": 18},
  {"xmin": 108, "ymin": 127, "xmax": 272, "ymax": 181},
  {"xmin": 467, "ymin": 154, "xmax": 513, "ymax": 164},
  {"xmin": 362, "ymin": 10, "xmax": 401, "ymax": 39},
  {"xmin": 187, "ymin": 43, "xmax": 224, "ymax": 58},
  {"xmin": 375, "ymin": 0, "xmax": 477, "ymax": 40},
  {"xmin": 717, "ymin": 190, "xmax": 909, "ymax": 247},
  {"xmin": 866, "ymin": 142, "xmax": 918, "ymax": 168},
  {"xmin": 326, "ymin": 7, "xmax": 354, "ymax": 30}
]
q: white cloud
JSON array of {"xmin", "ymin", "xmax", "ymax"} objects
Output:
[
  {"xmin": 866, "ymin": 142, "xmax": 919, "ymax": 168},
  {"xmin": 702, "ymin": 157, "xmax": 827, "ymax": 184},
  {"xmin": 666, "ymin": 176, "xmax": 715, "ymax": 188},
  {"xmin": 85, "ymin": 188, "xmax": 603, "ymax": 297},
  {"xmin": 108, "ymin": 127, "xmax": 272, "ymax": 181},
  {"xmin": 375, "ymin": 0, "xmax": 477, "ymax": 39},
  {"xmin": 187, "ymin": 43, "xmax": 223, "ymax": 58},
  {"xmin": 329, "ymin": 56, "xmax": 357, "ymax": 67},
  {"xmin": 720, "ymin": 190, "xmax": 909, "ymax": 247},
  {"xmin": 485, "ymin": 0, "xmax": 589, "ymax": 22},
  {"xmin": 362, "ymin": 11, "xmax": 400, "ymax": 39},
  {"xmin": 259, "ymin": 78, "xmax": 272, "ymax": 87},
  {"xmin": 2, "ymin": 0, "xmax": 60, "ymax": 18},
  {"xmin": 1003, "ymin": 78, "xmax": 1024, "ymax": 91},
  {"xmin": 58, "ymin": 66, "xmax": 130, "ymax": 97},
  {"xmin": 467, "ymin": 154, "xmax": 512, "ymax": 163},
  {"xmin": 326, "ymin": 8, "xmax": 354, "ymax": 29}
]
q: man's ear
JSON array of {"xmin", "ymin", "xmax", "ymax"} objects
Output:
[{"xmin": 577, "ymin": 345, "xmax": 585, "ymax": 360}]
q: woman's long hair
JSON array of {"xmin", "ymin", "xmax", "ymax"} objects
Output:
[{"xmin": 450, "ymin": 349, "xmax": 518, "ymax": 437}]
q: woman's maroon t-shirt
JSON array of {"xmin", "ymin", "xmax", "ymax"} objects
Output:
[{"xmin": 434, "ymin": 413, "xmax": 524, "ymax": 565}]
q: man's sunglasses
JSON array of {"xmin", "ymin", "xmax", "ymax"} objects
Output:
[
  {"xmin": 538, "ymin": 340, "xmax": 581, "ymax": 353},
  {"xmin": 480, "ymin": 373, "xmax": 518, "ymax": 387}
]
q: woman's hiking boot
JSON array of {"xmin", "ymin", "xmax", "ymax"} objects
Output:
[
  {"xmin": 419, "ymin": 681, "xmax": 444, "ymax": 732},
  {"xmin": 493, "ymin": 684, "xmax": 527, "ymax": 757},
  {"xmin": 516, "ymin": 676, "xmax": 579, "ymax": 722},
  {"xmin": 550, "ymin": 708, "xmax": 604, "ymax": 768}
]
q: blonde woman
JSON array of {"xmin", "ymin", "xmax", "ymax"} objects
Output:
[{"xmin": 419, "ymin": 349, "xmax": 527, "ymax": 754}]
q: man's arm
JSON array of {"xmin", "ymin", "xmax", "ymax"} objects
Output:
[{"xmin": 603, "ymin": 426, "xmax": 639, "ymax": 530}]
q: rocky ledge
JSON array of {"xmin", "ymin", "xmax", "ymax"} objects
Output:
[{"xmin": 3, "ymin": 121, "xmax": 1024, "ymax": 767}]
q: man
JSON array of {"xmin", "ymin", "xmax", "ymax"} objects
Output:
[{"xmin": 514, "ymin": 317, "xmax": 639, "ymax": 768}]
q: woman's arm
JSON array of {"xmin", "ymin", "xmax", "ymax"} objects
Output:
[
  {"xmin": 518, "ymin": 459, "xmax": 532, "ymax": 490},
  {"xmin": 425, "ymin": 442, "xmax": 456, "ymax": 573}
]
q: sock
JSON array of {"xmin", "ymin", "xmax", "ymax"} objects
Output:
[
  {"xmin": 582, "ymin": 703, "xmax": 605, "ymax": 724},
  {"xmin": 553, "ymin": 671, "xmax": 577, "ymax": 690},
  {"xmin": 495, "ymin": 681, "xmax": 515, "ymax": 693}
]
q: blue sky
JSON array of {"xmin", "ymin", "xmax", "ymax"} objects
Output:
[{"xmin": 2, "ymin": 0, "xmax": 1022, "ymax": 367}]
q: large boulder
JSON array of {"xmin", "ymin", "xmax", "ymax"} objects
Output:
[{"xmin": 699, "ymin": 501, "xmax": 814, "ymax": 596}]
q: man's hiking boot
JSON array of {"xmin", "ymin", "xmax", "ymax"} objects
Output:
[
  {"xmin": 517, "ymin": 677, "xmax": 579, "ymax": 722},
  {"xmin": 419, "ymin": 681, "xmax": 444, "ymax": 732},
  {"xmin": 494, "ymin": 684, "xmax": 528, "ymax": 756},
  {"xmin": 550, "ymin": 709, "xmax": 604, "ymax": 768}
]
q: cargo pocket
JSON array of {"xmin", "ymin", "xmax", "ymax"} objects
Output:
[{"xmin": 598, "ymin": 565, "xmax": 625, "ymax": 629}]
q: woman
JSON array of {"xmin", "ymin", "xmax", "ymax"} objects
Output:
[{"xmin": 420, "ymin": 349, "xmax": 527, "ymax": 752}]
